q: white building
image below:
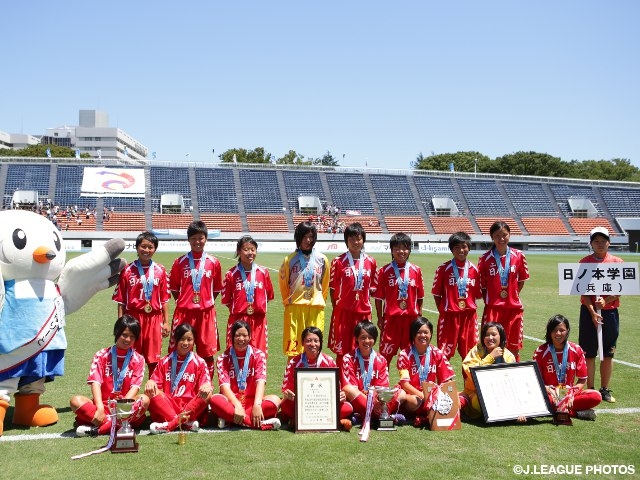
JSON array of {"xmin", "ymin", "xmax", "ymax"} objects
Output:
[
  {"xmin": 41, "ymin": 110, "xmax": 148, "ymax": 164},
  {"xmin": 0, "ymin": 131, "xmax": 40, "ymax": 150}
]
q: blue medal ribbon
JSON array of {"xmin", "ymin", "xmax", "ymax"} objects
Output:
[
  {"xmin": 239, "ymin": 262, "xmax": 256, "ymax": 305},
  {"xmin": 170, "ymin": 351, "xmax": 193, "ymax": 394},
  {"xmin": 135, "ymin": 259, "xmax": 155, "ymax": 304},
  {"xmin": 111, "ymin": 346, "xmax": 133, "ymax": 394},
  {"xmin": 231, "ymin": 345, "xmax": 252, "ymax": 393},
  {"xmin": 492, "ymin": 247, "xmax": 511, "ymax": 288},
  {"xmin": 411, "ymin": 345, "xmax": 432, "ymax": 384},
  {"xmin": 297, "ymin": 249, "xmax": 316, "ymax": 288},
  {"xmin": 392, "ymin": 261, "xmax": 410, "ymax": 300},
  {"xmin": 355, "ymin": 348, "xmax": 376, "ymax": 391},
  {"xmin": 547, "ymin": 342, "xmax": 569, "ymax": 385},
  {"xmin": 451, "ymin": 259, "xmax": 469, "ymax": 299},
  {"xmin": 347, "ymin": 252, "xmax": 365, "ymax": 292},
  {"xmin": 188, "ymin": 252, "xmax": 206, "ymax": 294}
]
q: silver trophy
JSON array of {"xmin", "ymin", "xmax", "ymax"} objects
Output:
[
  {"xmin": 371, "ymin": 386, "xmax": 398, "ymax": 431},
  {"xmin": 109, "ymin": 398, "xmax": 139, "ymax": 453}
]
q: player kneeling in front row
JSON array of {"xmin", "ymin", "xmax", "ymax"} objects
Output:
[
  {"xmin": 147, "ymin": 324, "xmax": 213, "ymax": 434},
  {"xmin": 71, "ymin": 315, "xmax": 149, "ymax": 437}
]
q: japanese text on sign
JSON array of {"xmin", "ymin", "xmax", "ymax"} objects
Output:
[{"xmin": 557, "ymin": 263, "xmax": 640, "ymax": 296}]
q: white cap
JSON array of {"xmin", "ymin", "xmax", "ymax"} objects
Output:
[{"xmin": 589, "ymin": 226, "xmax": 610, "ymax": 241}]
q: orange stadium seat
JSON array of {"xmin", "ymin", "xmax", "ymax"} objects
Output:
[
  {"xmin": 246, "ymin": 214, "xmax": 289, "ymax": 233},
  {"xmin": 103, "ymin": 213, "xmax": 146, "ymax": 231},
  {"xmin": 200, "ymin": 213, "xmax": 243, "ymax": 232},
  {"xmin": 568, "ymin": 218, "xmax": 615, "ymax": 236},
  {"xmin": 429, "ymin": 216, "xmax": 475, "ymax": 235},
  {"xmin": 152, "ymin": 213, "xmax": 195, "ymax": 230},
  {"xmin": 521, "ymin": 217, "xmax": 570, "ymax": 235},
  {"xmin": 384, "ymin": 216, "xmax": 430, "ymax": 234},
  {"xmin": 475, "ymin": 217, "xmax": 522, "ymax": 235}
]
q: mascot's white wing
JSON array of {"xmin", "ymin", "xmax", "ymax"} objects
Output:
[
  {"xmin": 0, "ymin": 266, "xmax": 4, "ymax": 316},
  {"xmin": 57, "ymin": 238, "xmax": 127, "ymax": 315}
]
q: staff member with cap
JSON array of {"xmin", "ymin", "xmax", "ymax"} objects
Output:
[{"xmin": 578, "ymin": 226, "xmax": 622, "ymax": 403}]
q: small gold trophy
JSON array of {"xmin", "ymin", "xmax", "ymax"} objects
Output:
[
  {"xmin": 552, "ymin": 385, "xmax": 573, "ymax": 426},
  {"xmin": 110, "ymin": 399, "xmax": 139, "ymax": 453}
]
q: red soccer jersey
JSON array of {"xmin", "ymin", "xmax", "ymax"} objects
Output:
[
  {"xmin": 150, "ymin": 352, "xmax": 211, "ymax": 409},
  {"xmin": 86, "ymin": 346, "xmax": 146, "ymax": 401},
  {"xmin": 396, "ymin": 345, "xmax": 455, "ymax": 389},
  {"xmin": 373, "ymin": 261, "xmax": 424, "ymax": 317},
  {"xmin": 169, "ymin": 252, "xmax": 223, "ymax": 310},
  {"xmin": 341, "ymin": 349, "xmax": 388, "ymax": 392},
  {"xmin": 222, "ymin": 264, "xmax": 274, "ymax": 315},
  {"xmin": 579, "ymin": 252, "xmax": 623, "ymax": 310},
  {"xmin": 330, "ymin": 252, "xmax": 377, "ymax": 314},
  {"xmin": 478, "ymin": 247, "xmax": 529, "ymax": 308},
  {"xmin": 216, "ymin": 346, "xmax": 267, "ymax": 398},
  {"xmin": 533, "ymin": 341, "xmax": 588, "ymax": 386},
  {"xmin": 431, "ymin": 259, "xmax": 481, "ymax": 312},
  {"xmin": 281, "ymin": 352, "xmax": 337, "ymax": 393},
  {"xmin": 112, "ymin": 261, "xmax": 171, "ymax": 311}
]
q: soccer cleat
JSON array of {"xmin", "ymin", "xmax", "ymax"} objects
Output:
[
  {"xmin": 260, "ymin": 418, "xmax": 281, "ymax": 431},
  {"xmin": 599, "ymin": 387, "xmax": 616, "ymax": 403},
  {"xmin": 351, "ymin": 414, "xmax": 362, "ymax": 426},
  {"xmin": 76, "ymin": 425, "xmax": 99, "ymax": 437},
  {"xmin": 185, "ymin": 420, "xmax": 200, "ymax": 432},
  {"xmin": 340, "ymin": 419, "xmax": 352, "ymax": 432},
  {"xmin": 576, "ymin": 409, "xmax": 597, "ymax": 421},
  {"xmin": 150, "ymin": 422, "xmax": 169, "ymax": 434}
]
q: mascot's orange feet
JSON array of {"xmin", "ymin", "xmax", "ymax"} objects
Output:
[
  {"xmin": 12, "ymin": 393, "xmax": 58, "ymax": 427},
  {"xmin": 0, "ymin": 399, "xmax": 9, "ymax": 435}
]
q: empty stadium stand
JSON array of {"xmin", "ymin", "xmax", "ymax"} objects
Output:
[
  {"xmin": 475, "ymin": 217, "xmax": 523, "ymax": 235},
  {"xmin": 325, "ymin": 173, "xmax": 375, "ymax": 215},
  {"xmin": 369, "ymin": 174, "xmax": 420, "ymax": 215},
  {"xmin": 502, "ymin": 182, "xmax": 557, "ymax": 216},
  {"xmin": 429, "ymin": 216, "xmax": 475, "ymax": 235},
  {"xmin": 384, "ymin": 216, "xmax": 430, "ymax": 234}
]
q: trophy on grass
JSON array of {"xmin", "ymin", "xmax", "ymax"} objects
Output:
[
  {"xmin": 551, "ymin": 385, "xmax": 573, "ymax": 426},
  {"xmin": 371, "ymin": 386, "xmax": 398, "ymax": 431},
  {"xmin": 109, "ymin": 398, "xmax": 140, "ymax": 453}
]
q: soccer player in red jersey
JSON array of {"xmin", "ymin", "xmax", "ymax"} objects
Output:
[
  {"xmin": 222, "ymin": 235, "xmax": 274, "ymax": 356},
  {"xmin": 478, "ymin": 221, "xmax": 529, "ymax": 360},
  {"xmin": 169, "ymin": 221, "xmax": 223, "ymax": 378},
  {"xmin": 280, "ymin": 326, "xmax": 353, "ymax": 429},
  {"xmin": 533, "ymin": 314, "xmax": 601, "ymax": 420},
  {"xmin": 113, "ymin": 231, "xmax": 171, "ymax": 376},
  {"xmin": 342, "ymin": 321, "xmax": 404, "ymax": 422},
  {"xmin": 396, "ymin": 317, "xmax": 455, "ymax": 426},
  {"xmin": 70, "ymin": 315, "xmax": 149, "ymax": 437},
  {"xmin": 374, "ymin": 232, "xmax": 424, "ymax": 366},
  {"xmin": 432, "ymin": 231, "xmax": 481, "ymax": 360},
  {"xmin": 146, "ymin": 324, "xmax": 213, "ymax": 434},
  {"xmin": 328, "ymin": 223, "xmax": 377, "ymax": 368},
  {"xmin": 210, "ymin": 320, "xmax": 282, "ymax": 430}
]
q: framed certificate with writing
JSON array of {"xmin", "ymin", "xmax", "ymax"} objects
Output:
[
  {"xmin": 295, "ymin": 367, "xmax": 340, "ymax": 432},
  {"xmin": 471, "ymin": 361, "xmax": 553, "ymax": 423}
]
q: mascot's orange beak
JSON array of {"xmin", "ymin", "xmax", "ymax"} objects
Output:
[{"xmin": 33, "ymin": 246, "xmax": 57, "ymax": 264}]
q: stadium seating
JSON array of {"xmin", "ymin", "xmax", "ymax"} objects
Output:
[
  {"xmin": 103, "ymin": 213, "xmax": 146, "ymax": 231},
  {"xmin": 502, "ymin": 182, "xmax": 557, "ymax": 216},
  {"xmin": 384, "ymin": 216, "xmax": 430, "ymax": 234},
  {"xmin": 152, "ymin": 214, "xmax": 195, "ymax": 230},
  {"xmin": 521, "ymin": 217, "xmax": 570, "ymax": 235},
  {"xmin": 200, "ymin": 213, "xmax": 243, "ymax": 232},
  {"xmin": 457, "ymin": 179, "xmax": 509, "ymax": 216},
  {"xmin": 55, "ymin": 165, "xmax": 97, "ymax": 210},
  {"xmin": 429, "ymin": 216, "xmax": 475, "ymax": 235},
  {"xmin": 568, "ymin": 218, "xmax": 615, "ymax": 236},
  {"xmin": 282, "ymin": 170, "xmax": 326, "ymax": 214},
  {"xmin": 600, "ymin": 188, "xmax": 640, "ymax": 217},
  {"xmin": 5, "ymin": 164, "xmax": 51, "ymax": 202},
  {"xmin": 247, "ymin": 214, "xmax": 289, "ymax": 232},
  {"xmin": 325, "ymin": 173, "xmax": 375, "ymax": 215},
  {"xmin": 195, "ymin": 168, "xmax": 238, "ymax": 213},
  {"xmin": 549, "ymin": 184, "xmax": 604, "ymax": 216},
  {"xmin": 475, "ymin": 217, "xmax": 522, "ymax": 235},
  {"xmin": 369, "ymin": 174, "xmax": 420, "ymax": 214},
  {"xmin": 412, "ymin": 176, "xmax": 463, "ymax": 215}
]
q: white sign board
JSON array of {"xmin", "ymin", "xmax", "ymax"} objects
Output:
[{"xmin": 558, "ymin": 262, "xmax": 640, "ymax": 296}]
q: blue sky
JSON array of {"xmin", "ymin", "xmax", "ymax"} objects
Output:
[{"xmin": 2, "ymin": 1, "xmax": 639, "ymax": 170}]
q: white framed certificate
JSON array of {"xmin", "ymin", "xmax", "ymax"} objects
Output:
[
  {"xmin": 294, "ymin": 367, "xmax": 340, "ymax": 432},
  {"xmin": 471, "ymin": 361, "xmax": 553, "ymax": 423}
]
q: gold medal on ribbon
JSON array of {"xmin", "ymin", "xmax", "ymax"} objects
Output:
[
  {"xmin": 399, "ymin": 300, "xmax": 407, "ymax": 310},
  {"xmin": 500, "ymin": 288, "xmax": 508, "ymax": 299},
  {"xmin": 355, "ymin": 292, "xmax": 360, "ymax": 301},
  {"xmin": 246, "ymin": 304, "xmax": 254, "ymax": 315},
  {"xmin": 458, "ymin": 297, "xmax": 466, "ymax": 309},
  {"xmin": 144, "ymin": 302, "xmax": 152, "ymax": 313},
  {"xmin": 303, "ymin": 287, "xmax": 313, "ymax": 300},
  {"xmin": 193, "ymin": 293, "xmax": 201, "ymax": 304},
  {"xmin": 239, "ymin": 392, "xmax": 246, "ymax": 404}
]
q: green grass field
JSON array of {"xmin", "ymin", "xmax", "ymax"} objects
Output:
[{"xmin": 2, "ymin": 250, "xmax": 640, "ymax": 479}]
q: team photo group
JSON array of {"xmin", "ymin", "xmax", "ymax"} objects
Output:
[{"xmin": 69, "ymin": 218, "xmax": 620, "ymax": 438}]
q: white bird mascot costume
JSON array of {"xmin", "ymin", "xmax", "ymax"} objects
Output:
[{"xmin": 0, "ymin": 210, "xmax": 126, "ymax": 435}]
